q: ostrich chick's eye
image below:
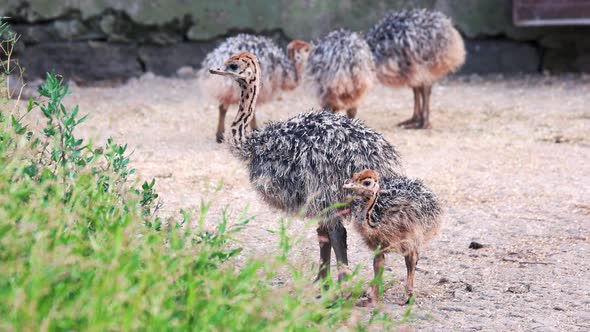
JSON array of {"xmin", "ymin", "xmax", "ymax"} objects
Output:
[
  {"xmin": 228, "ymin": 63, "xmax": 239, "ymax": 71},
  {"xmin": 363, "ymin": 180, "xmax": 372, "ymax": 186}
]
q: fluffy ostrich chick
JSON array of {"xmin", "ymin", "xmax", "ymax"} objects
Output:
[
  {"xmin": 366, "ymin": 9, "xmax": 465, "ymax": 129},
  {"xmin": 199, "ymin": 34, "xmax": 311, "ymax": 142},
  {"xmin": 344, "ymin": 169, "xmax": 442, "ymax": 305},
  {"xmin": 305, "ymin": 29, "xmax": 375, "ymax": 118}
]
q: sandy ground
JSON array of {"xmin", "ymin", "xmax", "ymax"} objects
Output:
[{"xmin": 41, "ymin": 73, "xmax": 590, "ymax": 331}]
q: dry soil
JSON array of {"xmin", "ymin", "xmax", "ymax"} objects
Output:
[{"xmin": 41, "ymin": 73, "xmax": 590, "ymax": 331}]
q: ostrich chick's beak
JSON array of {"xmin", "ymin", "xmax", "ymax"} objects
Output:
[
  {"xmin": 343, "ymin": 180, "xmax": 355, "ymax": 190},
  {"xmin": 209, "ymin": 68, "xmax": 232, "ymax": 77}
]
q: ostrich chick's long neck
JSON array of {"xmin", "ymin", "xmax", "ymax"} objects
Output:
[
  {"xmin": 282, "ymin": 63, "xmax": 299, "ymax": 91},
  {"xmin": 230, "ymin": 57, "xmax": 260, "ymax": 147},
  {"xmin": 355, "ymin": 191, "xmax": 379, "ymax": 227}
]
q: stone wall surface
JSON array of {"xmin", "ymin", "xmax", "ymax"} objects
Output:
[{"xmin": 1, "ymin": 0, "xmax": 589, "ymax": 82}]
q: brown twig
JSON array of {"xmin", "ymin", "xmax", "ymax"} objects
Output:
[{"xmin": 502, "ymin": 257, "xmax": 553, "ymax": 265}]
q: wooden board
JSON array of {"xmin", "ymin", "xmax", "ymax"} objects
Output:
[{"xmin": 513, "ymin": 0, "xmax": 590, "ymax": 26}]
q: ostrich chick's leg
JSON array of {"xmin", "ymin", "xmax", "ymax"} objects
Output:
[
  {"xmin": 346, "ymin": 107, "xmax": 358, "ymax": 119},
  {"xmin": 314, "ymin": 226, "xmax": 332, "ymax": 284},
  {"xmin": 402, "ymin": 250, "xmax": 419, "ymax": 305},
  {"xmin": 329, "ymin": 222, "xmax": 349, "ymax": 282},
  {"xmin": 216, "ymin": 103, "xmax": 228, "ymax": 143},
  {"xmin": 419, "ymin": 85, "xmax": 432, "ymax": 129},
  {"xmin": 323, "ymin": 101, "xmax": 335, "ymax": 112},
  {"xmin": 363, "ymin": 252, "xmax": 385, "ymax": 306},
  {"xmin": 398, "ymin": 87, "xmax": 423, "ymax": 127}
]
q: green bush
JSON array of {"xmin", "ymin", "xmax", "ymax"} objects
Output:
[{"xmin": 0, "ymin": 20, "xmax": 402, "ymax": 331}]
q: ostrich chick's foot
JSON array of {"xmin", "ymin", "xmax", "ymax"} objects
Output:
[
  {"xmin": 356, "ymin": 296, "xmax": 377, "ymax": 307},
  {"xmin": 355, "ymin": 284, "xmax": 379, "ymax": 307},
  {"xmin": 402, "ymin": 121, "xmax": 431, "ymax": 130},
  {"xmin": 397, "ymin": 117, "xmax": 420, "ymax": 127},
  {"xmin": 356, "ymin": 290, "xmax": 378, "ymax": 307},
  {"xmin": 215, "ymin": 132, "xmax": 224, "ymax": 143},
  {"xmin": 397, "ymin": 293, "xmax": 415, "ymax": 306}
]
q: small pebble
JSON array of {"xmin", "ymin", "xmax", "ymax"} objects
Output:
[
  {"xmin": 507, "ymin": 284, "xmax": 530, "ymax": 294},
  {"xmin": 469, "ymin": 241, "xmax": 485, "ymax": 249},
  {"xmin": 440, "ymin": 306, "xmax": 464, "ymax": 312},
  {"xmin": 177, "ymin": 66, "xmax": 196, "ymax": 78}
]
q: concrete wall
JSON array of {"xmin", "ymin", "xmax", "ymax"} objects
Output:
[{"xmin": 2, "ymin": 0, "xmax": 589, "ymax": 83}]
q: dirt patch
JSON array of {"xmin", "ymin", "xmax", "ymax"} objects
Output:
[{"xmin": 52, "ymin": 73, "xmax": 590, "ymax": 331}]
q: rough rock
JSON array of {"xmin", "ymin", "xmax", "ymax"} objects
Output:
[
  {"xmin": 138, "ymin": 42, "xmax": 218, "ymax": 76},
  {"xmin": 99, "ymin": 13, "xmax": 188, "ymax": 45},
  {"xmin": 19, "ymin": 41, "xmax": 142, "ymax": 84},
  {"xmin": 460, "ymin": 39, "xmax": 540, "ymax": 74},
  {"xmin": 12, "ymin": 20, "xmax": 104, "ymax": 43}
]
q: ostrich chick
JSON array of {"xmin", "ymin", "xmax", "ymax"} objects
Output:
[
  {"xmin": 209, "ymin": 52, "xmax": 402, "ymax": 283},
  {"xmin": 306, "ymin": 29, "xmax": 375, "ymax": 118},
  {"xmin": 199, "ymin": 34, "xmax": 311, "ymax": 142},
  {"xmin": 366, "ymin": 9, "xmax": 465, "ymax": 129},
  {"xmin": 343, "ymin": 169, "xmax": 442, "ymax": 305}
]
